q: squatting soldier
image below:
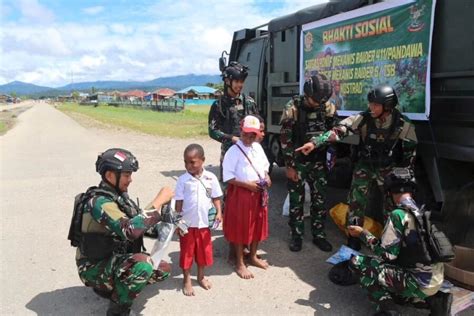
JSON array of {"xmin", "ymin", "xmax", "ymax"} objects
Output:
[
  {"xmin": 208, "ymin": 61, "xmax": 259, "ymax": 180},
  {"xmin": 297, "ymin": 84, "xmax": 417, "ymax": 250},
  {"xmin": 347, "ymin": 168, "xmax": 452, "ymax": 316},
  {"xmin": 71, "ymin": 148, "xmax": 174, "ymax": 316},
  {"xmin": 280, "ymin": 74, "xmax": 337, "ymax": 252}
]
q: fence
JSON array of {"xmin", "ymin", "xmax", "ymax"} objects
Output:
[{"xmin": 107, "ymin": 98, "xmax": 186, "ymax": 112}]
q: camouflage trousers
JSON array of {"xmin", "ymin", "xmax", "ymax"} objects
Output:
[
  {"xmin": 77, "ymin": 253, "xmax": 154, "ymax": 307},
  {"xmin": 219, "ymin": 141, "xmax": 234, "ymax": 182},
  {"xmin": 288, "ymin": 160, "xmax": 328, "ymax": 239},
  {"xmin": 347, "ymin": 163, "xmax": 394, "ymax": 227},
  {"xmin": 350, "ymin": 255, "xmax": 427, "ymax": 309}
]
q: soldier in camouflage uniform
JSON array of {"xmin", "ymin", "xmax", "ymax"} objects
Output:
[
  {"xmin": 208, "ymin": 61, "xmax": 259, "ymax": 180},
  {"xmin": 347, "ymin": 168, "xmax": 452, "ymax": 316},
  {"xmin": 297, "ymin": 85, "xmax": 417, "ymax": 251},
  {"xmin": 74, "ymin": 148, "xmax": 174, "ymax": 316},
  {"xmin": 280, "ymin": 74, "xmax": 337, "ymax": 252}
]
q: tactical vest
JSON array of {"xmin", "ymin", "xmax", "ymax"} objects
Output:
[
  {"xmin": 294, "ymin": 97, "xmax": 328, "ymax": 162},
  {"xmin": 69, "ymin": 184, "xmax": 144, "ymax": 261},
  {"xmin": 218, "ymin": 94, "xmax": 253, "ymax": 136},
  {"xmin": 356, "ymin": 110, "xmax": 404, "ymax": 167},
  {"xmin": 393, "ymin": 199, "xmax": 433, "ymax": 268}
]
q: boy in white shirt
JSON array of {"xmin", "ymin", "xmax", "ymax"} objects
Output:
[{"xmin": 175, "ymin": 144, "xmax": 223, "ymax": 296}]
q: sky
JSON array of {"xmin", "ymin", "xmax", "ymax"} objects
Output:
[{"xmin": 0, "ymin": 0, "xmax": 329, "ymax": 87}]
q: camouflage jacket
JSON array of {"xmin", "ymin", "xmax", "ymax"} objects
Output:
[
  {"xmin": 361, "ymin": 197, "xmax": 444, "ymax": 293},
  {"xmin": 280, "ymin": 96, "xmax": 337, "ymax": 168},
  {"xmin": 208, "ymin": 93, "xmax": 259, "ymax": 152},
  {"xmin": 311, "ymin": 109, "xmax": 417, "ymax": 169},
  {"xmin": 76, "ymin": 182, "xmax": 161, "ymax": 260}
]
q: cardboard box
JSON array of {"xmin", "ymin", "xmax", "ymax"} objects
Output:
[
  {"xmin": 444, "ymin": 246, "xmax": 474, "ymax": 290},
  {"xmin": 449, "ymin": 286, "xmax": 474, "ymax": 316}
]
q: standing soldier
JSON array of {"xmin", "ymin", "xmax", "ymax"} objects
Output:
[
  {"xmin": 347, "ymin": 168, "xmax": 452, "ymax": 316},
  {"xmin": 280, "ymin": 74, "xmax": 337, "ymax": 252},
  {"xmin": 208, "ymin": 61, "xmax": 259, "ymax": 180},
  {"xmin": 70, "ymin": 148, "xmax": 174, "ymax": 316},
  {"xmin": 296, "ymin": 84, "xmax": 417, "ymax": 250}
]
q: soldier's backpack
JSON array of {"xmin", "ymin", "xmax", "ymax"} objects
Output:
[
  {"xmin": 406, "ymin": 205, "xmax": 455, "ymax": 263},
  {"xmin": 67, "ymin": 186, "xmax": 115, "ymax": 247}
]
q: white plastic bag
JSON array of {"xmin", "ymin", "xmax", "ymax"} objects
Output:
[
  {"xmin": 150, "ymin": 199, "xmax": 177, "ymax": 269},
  {"xmin": 282, "ymin": 182, "xmax": 311, "ymax": 217},
  {"xmin": 150, "ymin": 222, "xmax": 176, "ymax": 269}
]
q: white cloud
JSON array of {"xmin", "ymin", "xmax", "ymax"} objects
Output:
[
  {"xmin": 18, "ymin": 0, "xmax": 55, "ymax": 23},
  {"xmin": 2, "ymin": 0, "xmax": 331, "ymax": 86},
  {"xmin": 109, "ymin": 23, "xmax": 134, "ymax": 35},
  {"xmin": 82, "ymin": 6, "xmax": 104, "ymax": 15}
]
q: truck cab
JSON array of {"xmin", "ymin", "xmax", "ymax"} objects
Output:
[{"xmin": 227, "ymin": 0, "xmax": 473, "ymax": 244}]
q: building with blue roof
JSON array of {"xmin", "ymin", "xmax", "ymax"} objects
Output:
[{"xmin": 176, "ymin": 86, "xmax": 217, "ymax": 100}]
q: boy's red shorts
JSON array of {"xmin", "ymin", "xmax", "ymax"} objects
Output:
[{"xmin": 179, "ymin": 227, "xmax": 213, "ymax": 269}]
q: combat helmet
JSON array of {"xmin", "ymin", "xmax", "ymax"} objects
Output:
[
  {"xmin": 96, "ymin": 148, "xmax": 139, "ymax": 177},
  {"xmin": 383, "ymin": 167, "xmax": 416, "ymax": 194},
  {"xmin": 303, "ymin": 74, "xmax": 333, "ymax": 103},
  {"xmin": 367, "ymin": 84, "xmax": 398, "ymax": 111},
  {"xmin": 222, "ymin": 61, "xmax": 249, "ymax": 81}
]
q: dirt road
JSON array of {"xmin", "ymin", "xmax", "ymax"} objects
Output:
[{"xmin": 0, "ymin": 102, "xmax": 450, "ymax": 315}]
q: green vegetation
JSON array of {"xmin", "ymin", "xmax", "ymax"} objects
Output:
[
  {"xmin": 0, "ymin": 121, "xmax": 6, "ymax": 134},
  {"xmin": 59, "ymin": 103, "xmax": 211, "ymax": 138}
]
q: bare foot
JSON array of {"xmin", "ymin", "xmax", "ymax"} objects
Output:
[
  {"xmin": 198, "ymin": 277, "xmax": 212, "ymax": 290},
  {"xmin": 182, "ymin": 279, "xmax": 195, "ymax": 296},
  {"xmin": 249, "ymin": 257, "xmax": 269, "ymax": 269},
  {"xmin": 236, "ymin": 264, "xmax": 254, "ymax": 279}
]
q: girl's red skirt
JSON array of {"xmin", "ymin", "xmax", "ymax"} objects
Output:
[{"xmin": 223, "ymin": 184, "xmax": 268, "ymax": 244}]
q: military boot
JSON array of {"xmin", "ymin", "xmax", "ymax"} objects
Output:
[
  {"xmin": 289, "ymin": 235, "xmax": 303, "ymax": 252},
  {"xmin": 373, "ymin": 300, "xmax": 400, "ymax": 316},
  {"xmin": 347, "ymin": 236, "xmax": 361, "ymax": 251},
  {"xmin": 373, "ymin": 310, "xmax": 400, "ymax": 316},
  {"xmin": 312, "ymin": 237, "xmax": 333, "ymax": 252},
  {"xmin": 427, "ymin": 291, "xmax": 453, "ymax": 316},
  {"xmin": 106, "ymin": 301, "xmax": 136, "ymax": 316},
  {"xmin": 92, "ymin": 287, "xmax": 112, "ymax": 299}
]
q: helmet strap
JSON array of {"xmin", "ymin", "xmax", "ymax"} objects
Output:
[
  {"xmin": 114, "ymin": 171, "xmax": 121, "ymax": 193},
  {"xmin": 227, "ymin": 81, "xmax": 239, "ymax": 98}
]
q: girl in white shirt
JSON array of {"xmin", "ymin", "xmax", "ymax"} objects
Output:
[{"xmin": 222, "ymin": 115, "xmax": 271, "ymax": 279}]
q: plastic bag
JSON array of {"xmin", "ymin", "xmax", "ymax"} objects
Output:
[
  {"xmin": 150, "ymin": 222, "xmax": 176, "ymax": 269},
  {"xmin": 326, "ymin": 245, "xmax": 361, "ymax": 265},
  {"xmin": 282, "ymin": 182, "xmax": 311, "ymax": 217}
]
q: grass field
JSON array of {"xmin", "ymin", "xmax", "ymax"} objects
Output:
[
  {"xmin": 59, "ymin": 103, "xmax": 211, "ymax": 138},
  {"xmin": 0, "ymin": 121, "xmax": 6, "ymax": 134}
]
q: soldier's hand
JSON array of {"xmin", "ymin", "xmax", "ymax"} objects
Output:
[
  {"xmin": 295, "ymin": 142, "xmax": 316, "ymax": 155},
  {"xmin": 152, "ymin": 187, "xmax": 174, "ymax": 209},
  {"xmin": 347, "ymin": 225, "xmax": 363, "ymax": 237},
  {"xmin": 231, "ymin": 136, "xmax": 239, "ymax": 144},
  {"xmin": 286, "ymin": 167, "xmax": 299, "ymax": 182}
]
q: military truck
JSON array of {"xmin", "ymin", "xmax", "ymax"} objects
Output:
[{"xmin": 226, "ymin": 0, "xmax": 473, "ymax": 243}]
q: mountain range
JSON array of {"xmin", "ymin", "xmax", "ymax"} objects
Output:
[{"xmin": 0, "ymin": 74, "xmax": 222, "ymax": 96}]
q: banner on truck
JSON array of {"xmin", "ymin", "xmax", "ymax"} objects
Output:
[{"xmin": 300, "ymin": 0, "xmax": 436, "ymax": 120}]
